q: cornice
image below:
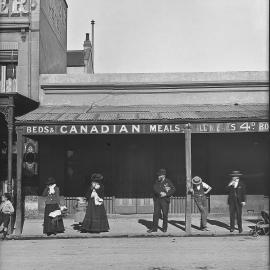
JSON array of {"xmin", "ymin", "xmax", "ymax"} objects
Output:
[
  {"xmin": 0, "ymin": 17, "xmax": 30, "ymax": 30},
  {"xmin": 41, "ymin": 81, "xmax": 269, "ymax": 95}
]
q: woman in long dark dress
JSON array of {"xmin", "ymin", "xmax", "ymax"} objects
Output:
[
  {"xmin": 42, "ymin": 177, "xmax": 65, "ymax": 235},
  {"xmin": 81, "ymin": 173, "xmax": 110, "ymax": 233}
]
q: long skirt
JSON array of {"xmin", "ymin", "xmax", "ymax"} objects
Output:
[
  {"xmin": 43, "ymin": 204, "xmax": 65, "ymax": 234},
  {"xmin": 81, "ymin": 199, "xmax": 110, "ymax": 232}
]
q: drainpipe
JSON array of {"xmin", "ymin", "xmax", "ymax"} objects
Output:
[
  {"xmin": 91, "ymin": 20, "xmax": 95, "ymax": 73},
  {"xmin": 28, "ymin": 0, "xmax": 32, "ymax": 98}
]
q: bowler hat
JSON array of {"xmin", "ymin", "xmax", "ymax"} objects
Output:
[
  {"xmin": 91, "ymin": 173, "xmax": 103, "ymax": 181},
  {"xmin": 46, "ymin": 177, "xmax": 56, "ymax": 185},
  {"xmin": 229, "ymin": 170, "xmax": 243, "ymax": 176},
  {"xmin": 192, "ymin": 176, "xmax": 202, "ymax": 185},
  {"xmin": 157, "ymin": 168, "xmax": 166, "ymax": 176}
]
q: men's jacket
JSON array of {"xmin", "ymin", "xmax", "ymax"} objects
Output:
[
  {"xmin": 153, "ymin": 178, "xmax": 176, "ymax": 201},
  {"xmin": 227, "ymin": 180, "xmax": 246, "ymax": 205}
]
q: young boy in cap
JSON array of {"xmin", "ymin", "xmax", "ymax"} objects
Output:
[
  {"xmin": 190, "ymin": 176, "xmax": 212, "ymax": 231},
  {"xmin": 148, "ymin": 168, "xmax": 176, "ymax": 233},
  {"xmin": 227, "ymin": 170, "xmax": 246, "ymax": 233},
  {"xmin": 0, "ymin": 193, "xmax": 14, "ymax": 239}
]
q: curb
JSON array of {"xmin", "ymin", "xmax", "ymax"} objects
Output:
[{"xmin": 4, "ymin": 232, "xmax": 254, "ymax": 241}]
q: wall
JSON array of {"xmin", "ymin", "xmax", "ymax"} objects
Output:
[
  {"xmin": 39, "ymin": 0, "xmax": 67, "ymax": 74},
  {"xmin": 67, "ymin": 66, "xmax": 85, "ymax": 74},
  {"xmin": 39, "ymin": 72, "xmax": 269, "ymax": 106}
]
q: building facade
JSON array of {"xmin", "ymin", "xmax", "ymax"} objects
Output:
[
  {"xmin": 0, "ymin": 0, "xmax": 68, "ymax": 194},
  {"xmin": 14, "ymin": 71, "xmax": 269, "ymax": 234}
]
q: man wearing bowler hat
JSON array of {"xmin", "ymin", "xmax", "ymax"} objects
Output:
[
  {"xmin": 147, "ymin": 168, "xmax": 175, "ymax": 233},
  {"xmin": 227, "ymin": 170, "xmax": 246, "ymax": 233}
]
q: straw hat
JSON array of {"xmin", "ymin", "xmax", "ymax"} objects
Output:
[
  {"xmin": 229, "ymin": 170, "xmax": 243, "ymax": 176},
  {"xmin": 192, "ymin": 176, "xmax": 202, "ymax": 185}
]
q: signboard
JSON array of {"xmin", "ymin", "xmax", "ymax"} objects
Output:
[
  {"xmin": 0, "ymin": 0, "xmax": 36, "ymax": 17},
  {"xmin": 22, "ymin": 121, "xmax": 269, "ymax": 135}
]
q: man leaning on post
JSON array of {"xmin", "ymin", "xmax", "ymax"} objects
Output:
[{"xmin": 147, "ymin": 168, "xmax": 176, "ymax": 233}]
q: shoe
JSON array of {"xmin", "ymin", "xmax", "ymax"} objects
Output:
[
  {"xmin": 2, "ymin": 231, "xmax": 7, "ymax": 240},
  {"xmin": 201, "ymin": 227, "xmax": 209, "ymax": 231},
  {"xmin": 162, "ymin": 228, "xmax": 167, "ymax": 233},
  {"xmin": 239, "ymin": 228, "xmax": 243, "ymax": 233},
  {"xmin": 147, "ymin": 229, "xmax": 157, "ymax": 233}
]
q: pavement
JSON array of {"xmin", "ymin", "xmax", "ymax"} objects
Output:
[{"xmin": 5, "ymin": 213, "xmax": 261, "ymax": 240}]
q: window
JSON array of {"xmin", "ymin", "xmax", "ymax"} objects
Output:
[{"xmin": 0, "ymin": 50, "xmax": 18, "ymax": 93}]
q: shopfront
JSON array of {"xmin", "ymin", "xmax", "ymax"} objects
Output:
[{"xmin": 14, "ymin": 104, "xmax": 269, "ymax": 234}]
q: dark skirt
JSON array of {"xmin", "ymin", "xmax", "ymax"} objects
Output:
[
  {"xmin": 81, "ymin": 199, "xmax": 110, "ymax": 233},
  {"xmin": 43, "ymin": 204, "xmax": 65, "ymax": 234}
]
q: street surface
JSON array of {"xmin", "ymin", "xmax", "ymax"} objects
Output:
[{"xmin": 0, "ymin": 236, "xmax": 268, "ymax": 270}]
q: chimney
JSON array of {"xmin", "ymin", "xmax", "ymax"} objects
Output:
[
  {"xmin": 83, "ymin": 33, "xmax": 92, "ymax": 73},
  {"xmin": 83, "ymin": 33, "xmax": 91, "ymax": 50}
]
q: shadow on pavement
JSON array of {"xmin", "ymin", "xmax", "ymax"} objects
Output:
[
  {"xmin": 168, "ymin": 220, "xmax": 202, "ymax": 231},
  {"xmin": 207, "ymin": 219, "xmax": 230, "ymax": 230},
  {"xmin": 71, "ymin": 223, "xmax": 83, "ymax": 232},
  {"xmin": 138, "ymin": 219, "xmax": 153, "ymax": 230}
]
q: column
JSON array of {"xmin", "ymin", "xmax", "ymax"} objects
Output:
[
  {"xmin": 185, "ymin": 123, "xmax": 192, "ymax": 234},
  {"xmin": 15, "ymin": 126, "xmax": 24, "ymax": 235},
  {"xmin": 7, "ymin": 101, "xmax": 14, "ymax": 194}
]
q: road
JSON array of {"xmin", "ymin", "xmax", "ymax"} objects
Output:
[{"xmin": 0, "ymin": 236, "xmax": 268, "ymax": 270}]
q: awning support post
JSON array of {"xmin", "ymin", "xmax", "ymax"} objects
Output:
[
  {"xmin": 15, "ymin": 127, "xmax": 24, "ymax": 235},
  {"xmin": 185, "ymin": 123, "xmax": 192, "ymax": 234},
  {"xmin": 7, "ymin": 99, "xmax": 14, "ymax": 194}
]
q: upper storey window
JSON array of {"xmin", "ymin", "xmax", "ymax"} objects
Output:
[{"xmin": 0, "ymin": 50, "xmax": 18, "ymax": 93}]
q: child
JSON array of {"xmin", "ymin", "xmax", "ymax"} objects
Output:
[{"xmin": 0, "ymin": 193, "xmax": 14, "ymax": 239}]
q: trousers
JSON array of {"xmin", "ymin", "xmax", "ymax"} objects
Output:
[
  {"xmin": 194, "ymin": 195, "xmax": 208, "ymax": 228},
  {"xmin": 229, "ymin": 200, "xmax": 242, "ymax": 230},
  {"xmin": 152, "ymin": 198, "xmax": 170, "ymax": 230},
  {"xmin": 0, "ymin": 212, "xmax": 11, "ymax": 228}
]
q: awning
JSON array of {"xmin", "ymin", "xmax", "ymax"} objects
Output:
[{"xmin": 16, "ymin": 104, "xmax": 268, "ymax": 124}]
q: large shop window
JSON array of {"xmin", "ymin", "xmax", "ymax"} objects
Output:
[{"xmin": 0, "ymin": 50, "xmax": 18, "ymax": 93}]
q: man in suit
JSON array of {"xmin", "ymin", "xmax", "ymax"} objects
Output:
[
  {"xmin": 227, "ymin": 170, "xmax": 246, "ymax": 233},
  {"xmin": 147, "ymin": 168, "xmax": 176, "ymax": 233}
]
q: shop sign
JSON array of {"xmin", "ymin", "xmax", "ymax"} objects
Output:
[
  {"xmin": 22, "ymin": 121, "xmax": 269, "ymax": 135},
  {"xmin": 0, "ymin": 0, "xmax": 36, "ymax": 17}
]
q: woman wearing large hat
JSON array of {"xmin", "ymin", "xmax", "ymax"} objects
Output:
[
  {"xmin": 42, "ymin": 177, "xmax": 65, "ymax": 236},
  {"xmin": 227, "ymin": 170, "xmax": 246, "ymax": 233},
  {"xmin": 190, "ymin": 176, "xmax": 212, "ymax": 231},
  {"xmin": 81, "ymin": 173, "xmax": 110, "ymax": 233}
]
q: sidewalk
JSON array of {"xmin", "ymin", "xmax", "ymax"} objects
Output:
[{"xmin": 6, "ymin": 213, "xmax": 260, "ymax": 240}]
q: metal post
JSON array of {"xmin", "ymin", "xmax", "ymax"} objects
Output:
[
  {"xmin": 7, "ymin": 101, "xmax": 14, "ymax": 194},
  {"xmin": 15, "ymin": 127, "xmax": 24, "ymax": 235},
  {"xmin": 185, "ymin": 123, "xmax": 192, "ymax": 234},
  {"xmin": 91, "ymin": 20, "xmax": 95, "ymax": 73}
]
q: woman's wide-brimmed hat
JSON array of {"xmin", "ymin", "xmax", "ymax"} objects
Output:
[
  {"xmin": 46, "ymin": 177, "xmax": 56, "ymax": 185},
  {"xmin": 192, "ymin": 176, "xmax": 202, "ymax": 185},
  {"xmin": 157, "ymin": 168, "xmax": 166, "ymax": 176},
  {"xmin": 229, "ymin": 170, "xmax": 243, "ymax": 176},
  {"xmin": 91, "ymin": 173, "xmax": 103, "ymax": 182}
]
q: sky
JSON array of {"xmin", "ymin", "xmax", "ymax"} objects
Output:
[{"xmin": 66, "ymin": 0, "xmax": 269, "ymax": 73}]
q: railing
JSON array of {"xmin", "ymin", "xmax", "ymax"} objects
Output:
[
  {"xmin": 64, "ymin": 196, "xmax": 210, "ymax": 215},
  {"xmin": 64, "ymin": 197, "xmax": 115, "ymax": 215}
]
